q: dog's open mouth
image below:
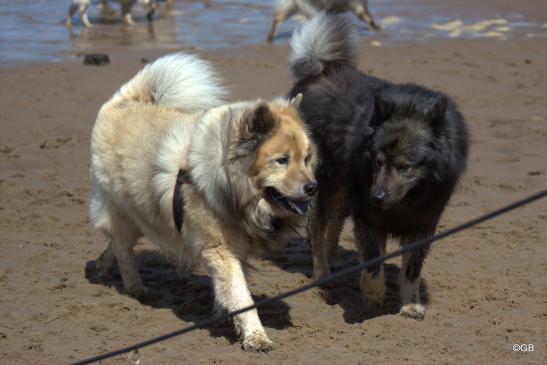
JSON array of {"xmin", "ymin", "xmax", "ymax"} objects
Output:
[{"xmin": 265, "ymin": 187, "xmax": 309, "ymax": 215}]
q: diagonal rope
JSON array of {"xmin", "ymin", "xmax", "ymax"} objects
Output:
[{"xmin": 70, "ymin": 189, "xmax": 547, "ymax": 365}]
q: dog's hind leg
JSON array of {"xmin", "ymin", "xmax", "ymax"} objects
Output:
[
  {"xmin": 267, "ymin": 0, "xmax": 297, "ymax": 43},
  {"xmin": 106, "ymin": 212, "xmax": 146, "ymax": 298},
  {"xmin": 324, "ymin": 199, "xmax": 347, "ymax": 269},
  {"xmin": 350, "ymin": 0, "xmax": 380, "ymax": 31},
  {"xmin": 95, "ymin": 240, "xmax": 117, "ymax": 277},
  {"xmin": 78, "ymin": 0, "xmax": 93, "ymax": 27},
  {"xmin": 121, "ymin": 0, "xmax": 135, "ymax": 25},
  {"xmin": 309, "ymin": 191, "xmax": 331, "ymax": 281},
  {"xmin": 399, "ymin": 231, "xmax": 432, "ymax": 320},
  {"xmin": 145, "ymin": 1, "xmax": 157, "ymax": 22},
  {"xmin": 354, "ymin": 220, "xmax": 386, "ymax": 305},
  {"xmin": 202, "ymin": 247, "xmax": 272, "ymax": 352},
  {"xmin": 66, "ymin": 1, "xmax": 78, "ymax": 27}
]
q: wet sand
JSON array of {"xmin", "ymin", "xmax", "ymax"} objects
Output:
[
  {"xmin": 1, "ymin": 1, "xmax": 547, "ymax": 365},
  {"xmin": 1, "ymin": 0, "xmax": 546, "ymax": 64}
]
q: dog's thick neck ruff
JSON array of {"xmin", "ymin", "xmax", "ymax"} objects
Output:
[
  {"xmin": 173, "ymin": 169, "xmax": 193, "ymax": 233},
  {"xmin": 186, "ymin": 103, "xmax": 307, "ymax": 246}
]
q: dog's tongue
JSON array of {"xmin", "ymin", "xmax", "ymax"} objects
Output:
[{"xmin": 288, "ymin": 199, "xmax": 309, "ymax": 215}]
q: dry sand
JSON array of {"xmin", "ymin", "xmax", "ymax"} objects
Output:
[{"xmin": 1, "ymin": 33, "xmax": 546, "ymax": 365}]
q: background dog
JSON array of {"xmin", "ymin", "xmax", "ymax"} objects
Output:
[
  {"xmin": 66, "ymin": 0, "xmax": 159, "ymax": 27},
  {"xmin": 267, "ymin": 0, "xmax": 380, "ymax": 43},
  {"xmin": 90, "ymin": 53, "xmax": 317, "ymax": 351},
  {"xmin": 288, "ymin": 14, "xmax": 469, "ymax": 319}
]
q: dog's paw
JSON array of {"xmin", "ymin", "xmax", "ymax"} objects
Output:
[
  {"xmin": 242, "ymin": 331, "xmax": 273, "ymax": 352},
  {"xmin": 399, "ymin": 303, "xmax": 425, "ymax": 320},
  {"xmin": 126, "ymin": 284, "xmax": 149, "ymax": 299}
]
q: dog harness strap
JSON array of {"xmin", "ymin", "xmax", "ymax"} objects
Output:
[{"xmin": 173, "ymin": 169, "xmax": 192, "ymax": 234}]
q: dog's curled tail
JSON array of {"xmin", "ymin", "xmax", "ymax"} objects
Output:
[
  {"xmin": 290, "ymin": 13, "xmax": 358, "ymax": 81},
  {"xmin": 110, "ymin": 53, "xmax": 226, "ymax": 112}
]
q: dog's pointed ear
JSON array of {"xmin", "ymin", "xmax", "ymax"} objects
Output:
[
  {"xmin": 235, "ymin": 103, "xmax": 276, "ymax": 145},
  {"xmin": 290, "ymin": 93, "xmax": 303, "ymax": 109},
  {"xmin": 429, "ymin": 96, "xmax": 448, "ymax": 125},
  {"xmin": 229, "ymin": 103, "xmax": 276, "ymax": 161},
  {"xmin": 246, "ymin": 103, "xmax": 276, "ymax": 139},
  {"xmin": 372, "ymin": 95, "xmax": 393, "ymax": 126}
]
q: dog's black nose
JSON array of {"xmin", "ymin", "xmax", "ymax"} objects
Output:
[
  {"xmin": 304, "ymin": 182, "xmax": 318, "ymax": 196},
  {"xmin": 371, "ymin": 189, "xmax": 386, "ymax": 204}
]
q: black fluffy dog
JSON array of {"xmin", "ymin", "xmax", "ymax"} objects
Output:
[{"xmin": 289, "ymin": 14, "xmax": 469, "ymax": 319}]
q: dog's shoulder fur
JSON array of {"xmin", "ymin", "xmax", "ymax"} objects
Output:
[
  {"xmin": 91, "ymin": 53, "xmax": 313, "ymax": 256},
  {"xmin": 91, "ymin": 54, "xmax": 225, "ymax": 232}
]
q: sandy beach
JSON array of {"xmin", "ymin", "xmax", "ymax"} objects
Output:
[{"xmin": 1, "ymin": 1, "xmax": 546, "ymax": 364}]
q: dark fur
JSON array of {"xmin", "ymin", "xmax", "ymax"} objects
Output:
[{"xmin": 289, "ymin": 14, "xmax": 469, "ymax": 315}]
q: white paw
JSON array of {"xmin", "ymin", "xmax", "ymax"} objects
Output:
[
  {"xmin": 399, "ymin": 303, "xmax": 426, "ymax": 320},
  {"xmin": 242, "ymin": 331, "xmax": 273, "ymax": 352}
]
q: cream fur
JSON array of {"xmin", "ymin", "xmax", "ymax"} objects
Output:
[{"xmin": 90, "ymin": 53, "xmax": 313, "ymax": 351}]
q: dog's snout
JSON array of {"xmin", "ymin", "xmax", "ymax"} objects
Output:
[
  {"xmin": 371, "ymin": 189, "xmax": 386, "ymax": 204},
  {"xmin": 303, "ymin": 182, "xmax": 318, "ymax": 196}
]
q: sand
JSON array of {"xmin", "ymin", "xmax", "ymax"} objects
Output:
[{"xmin": 1, "ymin": 29, "xmax": 546, "ymax": 365}]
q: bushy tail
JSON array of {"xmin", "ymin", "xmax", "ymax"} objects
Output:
[
  {"xmin": 290, "ymin": 13, "xmax": 358, "ymax": 80},
  {"xmin": 109, "ymin": 53, "xmax": 226, "ymax": 112}
]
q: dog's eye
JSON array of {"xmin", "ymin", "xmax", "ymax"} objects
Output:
[
  {"xmin": 275, "ymin": 156, "xmax": 290, "ymax": 165},
  {"xmin": 397, "ymin": 164, "xmax": 411, "ymax": 172}
]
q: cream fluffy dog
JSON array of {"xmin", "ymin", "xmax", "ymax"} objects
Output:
[{"xmin": 90, "ymin": 53, "xmax": 317, "ymax": 351}]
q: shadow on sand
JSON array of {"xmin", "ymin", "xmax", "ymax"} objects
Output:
[
  {"xmin": 85, "ymin": 250, "xmax": 292, "ymax": 345},
  {"xmin": 85, "ymin": 238, "xmax": 429, "ymax": 344},
  {"xmin": 266, "ymin": 239, "xmax": 430, "ymax": 324}
]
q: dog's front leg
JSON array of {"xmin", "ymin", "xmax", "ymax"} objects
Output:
[
  {"xmin": 120, "ymin": 0, "xmax": 135, "ymax": 25},
  {"xmin": 353, "ymin": 218, "xmax": 386, "ymax": 305},
  {"xmin": 351, "ymin": 1, "xmax": 380, "ymax": 31},
  {"xmin": 309, "ymin": 192, "xmax": 330, "ymax": 281},
  {"xmin": 202, "ymin": 248, "xmax": 272, "ymax": 352},
  {"xmin": 66, "ymin": 2, "xmax": 78, "ymax": 27},
  {"xmin": 399, "ymin": 230, "xmax": 432, "ymax": 320},
  {"xmin": 79, "ymin": 1, "xmax": 93, "ymax": 27},
  {"xmin": 267, "ymin": 2, "xmax": 297, "ymax": 43}
]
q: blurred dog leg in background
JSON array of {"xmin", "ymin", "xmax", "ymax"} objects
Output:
[
  {"xmin": 66, "ymin": 0, "xmax": 158, "ymax": 27},
  {"xmin": 66, "ymin": 0, "xmax": 92, "ymax": 27},
  {"xmin": 267, "ymin": 0, "xmax": 380, "ymax": 43}
]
